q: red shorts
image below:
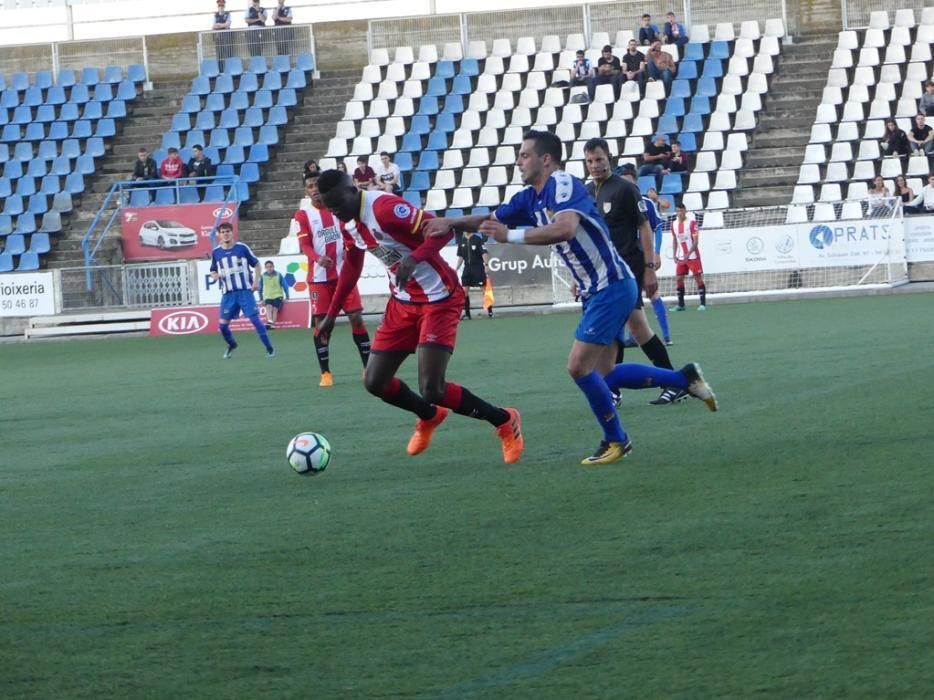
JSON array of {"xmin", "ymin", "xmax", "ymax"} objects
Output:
[
  {"xmin": 372, "ymin": 288, "xmax": 464, "ymax": 354},
  {"xmin": 310, "ymin": 281, "xmax": 363, "ymax": 317},
  {"xmin": 675, "ymin": 258, "xmax": 704, "ymax": 276}
]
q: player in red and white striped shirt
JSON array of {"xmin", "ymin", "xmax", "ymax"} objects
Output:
[
  {"xmin": 294, "ymin": 173, "xmax": 370, "ymax": 387},
  {"xmin": 314, "ymin": 170, "xmax": 523, "ymax": 464},
  {"xmin": 671, "ymin": 203, "xmax": 707, "ymax": 311}
]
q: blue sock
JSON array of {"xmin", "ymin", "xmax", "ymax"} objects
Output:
[
  {"xmin": 220, "ymin": 324, "xmax": 235, "ymax": 346},
  {"xmin": 604, "ymin": 363, "xmax": 688, "ymax": 392},
  {"xmin": 575, "ymin": 370, "xmax": 627, "ymax": 443},
  {"xmin": 651, "ymin": 297, "xmax": 670, "ymax": 339},
  {"xmin": 248, "ymin": 314, "xmax": 273, "ymax": 351}
]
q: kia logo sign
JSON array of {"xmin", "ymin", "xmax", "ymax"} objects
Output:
[
  {"xmin": 158, "ymin": 311, "xmax": 209, "ymax": 335},
  {"xmin": 212, "ymin": 207, "xmax": 234, "ymax": 219}
]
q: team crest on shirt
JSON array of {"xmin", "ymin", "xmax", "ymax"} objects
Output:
[
  {"xmin": 393, "ymin": 203, "xmax": 411, "ymax": 220},
  {"xmin": 603, "ymin": 202, "xmax": 612, "ymax": 214}
]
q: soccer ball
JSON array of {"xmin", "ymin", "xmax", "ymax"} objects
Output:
[{"xmin": 287, "ymin": 432, "xmax": 331, "ymax": 475}]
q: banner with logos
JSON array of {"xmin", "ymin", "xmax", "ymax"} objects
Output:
[
  {"xmin": 905, "ymin": 216, "xmax": 934, "ymax": 262},
  {"xmin": 149, "ymin": 300, "xmax": 311, "ymax": 336},
  {"xmin": 0, "ymin": 271, "xmax": 57, "ymax": 317},
  {"xmin": 121, "ymin": 203, "xmax": 238, "ymax": 262}
]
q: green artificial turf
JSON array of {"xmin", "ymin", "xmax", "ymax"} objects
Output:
[{"xmin": 1, "ymin": 293, "xmax": 932, "ymax": 699}]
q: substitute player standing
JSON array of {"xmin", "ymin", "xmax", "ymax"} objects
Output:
[
  {"xmin": 671, "ymin": 203, "xmax": 707, "ymax": 311},
  {"xmin": 210, "ymin": 222, "xmax": 275, "ymax": 358},
  {"xmin": 314, "ymin": 170, "xmax": 523, "ymax": 465},
  {"xmin": 425, "ymin": 130, "xmax": 716, "ymax": 465},
  {"xmin": 293, "ymin": 173, "xmax": 371, "ymax": 387}
]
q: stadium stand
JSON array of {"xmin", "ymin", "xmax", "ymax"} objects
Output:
[
  {"xmin": 0, "ymin": 65, "xmax": 144, "ymax": 271},
  {"xmin": 794, "ymin": 8, "xmax": 934, "ymax": 221}
]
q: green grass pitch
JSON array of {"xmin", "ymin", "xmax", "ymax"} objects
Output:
[{"xmin": 2, "ymin": 293, "xmax": 933, "ymax": 699}]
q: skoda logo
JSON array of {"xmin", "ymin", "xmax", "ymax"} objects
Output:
[
  {"xmin": 212, "ymin": 207, "xmax": 234, "ymax": 219},
  {"xmin": 158, "ymin": 311, "xmax": 209, "ymax": 335},
  {"xmin": 775, "ymin": 234, "xmax": 794, "ymax": 254},
  {"xmin": 746, "ymin": 237, "xmax": 764, "ymax": 255},
  {"xmin": 810, "ymin": 225, "xmax": 834, "ymax": 249}
]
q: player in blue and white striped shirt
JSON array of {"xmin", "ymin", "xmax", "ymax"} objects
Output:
[
  {"xmin": 209, "ymin": 222, "xmax": 275, "ymax": 358},
  {"xmin": 425, "ymin": 130, "xmax": 717, "ymax": 464}
]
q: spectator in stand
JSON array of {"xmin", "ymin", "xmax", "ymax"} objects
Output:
[
  {"xmin": 132, "ymin": 147, "xmax": 158, "ymax": 182},
  {"xmin": 664, "ymin": 11, "xmax": 689, "ymax": 47},
  {"xmin": 638, "ymin": 134, "xmax": 672, "ymax": 182},
  {"xmin": 908, "ymin": 113, "xmax": 934, "ymax": 155},
  {"xmin": 352, "ymin": 156, "xmax": 378, "ymax": 190},
  {"xmin": 867, "ymin": 175, "xmax": 893, "ymax": 216},
  {"xmin": 570, "ymin": 49, "xmax": 596, "ymax": 101},
  {"xmin": 336, "ymin": 162, "xmax": 348, "ymax": 174},
  {"xmin": 187, "ymin": 144, "xmax": 213, "ymax": 179},
  {"xmin": 894, "ymin": 174, "xmax": 915, "ymax": 203},
  {"xmin": 212, "ymin": 0, "xmax": 233, "ymax": 62},
  {"xmin": 668, "ymin": 140, "xmax": 690, "ymax": 173},
  {"xmin": 244, "ymin": 0, "xmax": 268, "ymax": 58},
  {"xmin": 374, "ymin": 151, "xmax": 401, "ymax": 193},
  {"xmin": 646, "ymin": 41, "xmax": 676, "ymax": 90},
  {"xmin": 638, "ymin": 14, "xmax": 659, "ymax": 46},
  {"xmin": 646, "ymin": 186, "xmax": 672, "ymax": 215},
  {"xmin": 596, "ymin": 45, "xmax": 623, "ymax": 99},
  {"xmin": 905, "ymin": 173, "xmax": 934, "ymax": 214},
  {"xmin": 920, "ymin": 81, "xmax": 934, "ymax": 117},
  {"xmin": 880, "ymin": 119, "xmax": 911, "ymax": 157},
  {"xmin": 160, "ymin": 147, "xmax": 187, "ymax": 180},
  {"xmin": 621, "ymin": 39, "xmax": 646, "ymax": 89},
  {"xmin": 303, "ymin": 159, "xmax": 319, "ymax": 181},
  {"xmin": 271, "ymin": 0, "xmax": 293, "ymax": 57}
]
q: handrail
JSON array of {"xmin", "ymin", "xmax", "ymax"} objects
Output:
[{"xmin": 81, "ymin": 175, "xmax": 241, "ymax": 290}]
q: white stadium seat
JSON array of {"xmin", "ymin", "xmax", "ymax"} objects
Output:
[
  {"xmin": 443, "ymin": 43, "xmax": 463, "ymax": 61},
  {"xmin": 713, "ymin": 170, "xmax": 736, "ymax": 190},
  {"xmin": 785, "ymin": 205, "xmax": 809, "ymax": 223},
  {"xmin": 812, "ymin": 202, "xmax": 837, "ymax": 221},
  {"xmin": 895, "ymin": 8, "xmax": 915, "ymax": 27},
  {"xmin": 760, "ymin": 36, "xmax": 781, "ymax": 57},
  {"xmin": 467, "ymin": 148, "xmax": 490, "ymax": 168},
  {"xmin": 846, "ymin": 182, "xmax": 868, "ymax": 200},
  {"xmin": 425, "ymin": 189, "xmax": 448, "ymax": 211},
  {"xmin": 468, "ymin": 41, "xmax": 488, "ymax": 59},
  {"xmin": 682, "ymin": 192, "xmax": 705, "ymax": 211},
  {"xmin": 819, "ymin": 183, "xmax": 842, "ymax": 202},
  {"xmin": 922, "ymin": 7, "xmax": 934, "ymax": 25},
  {"xmin": 590, "ymin": 32, "xmax": 610, "ymax": 50},
  {"xmin": 880, "ymin": 157, "xmax": 903, "ymax": 178},
  {"xmin": 862, "ymin": 30, "xmax": 885, "ymax": 50},
  {"xmin": 824, "ymin": 162, "xmax": 849, "ymax": 182},
  {"xmin": 402, "ymin": 80, "xmax": 423, "ymax": 98},
  {"xmin": 841, "ymin": 201, "xmax": 864, "ymax": 220},
  {"xmin": 809, "ymin": 124, "xmax": 833, "ymax": 144},
  {"xmin": 733, "ymin": 39, "xmax": 755, "ymax": 59},
  {"xmin": 707, "ymin": 191, "xmax": 730, "ymax": 209},
  {"xmin": 343, "ymin": 101, "xmax": 365, "ymax": 120},
  {"xmin": 714, "ymin": 22, "xmax": 735, "ymax": 41},
  {"xmin": 369, "ymin": 48, "xmax": 390, "ymax": 66},
  {"xmin": 792, "ymin": 185, "xmax": 815, "ymax": 204},
  {"xmin": 687, "ymin": 172, "xmax": 711, "ymax": 192},
  {"xmin": 701, "ymin": 132, "xmax": 725, "ymax": 151},
  {"xmin": 352, "ymin": 82, "xmax": 373, "ymax": 101},
  {"xmin": 695, "ymin": 151, "xmax": 718, "ymax": 172},
  {"xmin": 831, "ymin": 49, "xmax": 853, "ymax": 69},
  {"xmin": 458, "ymin": 167, "xmax": 482, "ymax": 187},
  {"xmin": 803, "ymin": 144, "xmax": 826, "ymax": 164},
  {"xmin": 889, "ymin": 27, "xmax": 912, "ymax": 47},
  {"xmin": 846, "ymin": 84, "xmax": 870, "ymax": 104},
  {"xmin": 433, "ymin": 170, "xmax": 456, "ymax": 190},
  {"xmin": 797, "ymin": 164, "xmax": 821, "ymax": 184},
  {"xmin": 837, "ymin": 30, "xmax": 858, "ymax": 50},
  {"xmin": 418, "ymin": 44, "xmax": 438, "ymax": 63},
  {"xmin": 491, "ymin": 39, "xmax": 512, "ymax": 57},
  {"xmin": 725, "ymin": 133, "xmax": 749, "ymax": 152},
  {"xmin": 392, "ymin": 97, "xmax": 414, "ymax": 117},
  {"xmin": 857, "ymin": 47, "xmax": 880, "ymax": 66},
  {"xmin": 442, "ymin": 149, "xmax": 465, "ymax": 170},
  {"xmin": 728, "ymin": 56, "xmax": 750, "ymax": 76},
  {"xmin": 836, "ymin": 122, "xmax": 860, "ymax": 142},
  {"xmin": 516, "ymin": 36, "xmax": 537, "ymax": 55},
  {"xmin": 740, "ymin": 20, "xmax": 761, "ymax": 40},
  {"xmin": 689, "ymin": 25, "xmax": 710, "ymax": 43},
  {"xmin": 869, "ymin": 11, "xmax": 890, "ymax": 30},
  {"xmin": 851, "ymin": 160, "xmax": 875, "ymax": 180},
  {"xmin": 614, "ymin": 30, "xmax": 635, "ymax": 47},
  {"xmin": 394, "ymin": 46, "xmax": 415, "ymax": 64},
  {"xmin": 361, "ymin": 65, "xmax": 382, "ymax": 83},
  {"xmin": 368, "ymin": 99, "xmax": 389, "ymax": 118}
]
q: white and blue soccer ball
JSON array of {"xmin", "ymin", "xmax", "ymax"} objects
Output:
[{"xmin": 287, "ymin": 432, "xmax": 331, "ymax": 475}]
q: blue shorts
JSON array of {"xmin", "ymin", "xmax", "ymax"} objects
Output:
[
  {"xmin": 220, "ymin": 290, "xmax": 258, "ymax": 322},
  {"xmin": 575, "ymin": 278, "xmax": 637, "ymax": 346}
]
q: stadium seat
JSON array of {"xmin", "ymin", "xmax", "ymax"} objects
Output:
[
  {"xmin": 39, "ymin": 210, "xmax": 62, "ymax": 234},
  {"xmin": 4, "ymin": 233, "xmax": 26, "ymax": 255},
  {"xmin": 15, "ymin": 212, "xmax": 37, "ymax": 234}
]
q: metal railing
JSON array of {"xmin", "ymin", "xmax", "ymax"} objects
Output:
[
  {"xmin": 841, "ymin": 0, "xmax": 925, "ymax": 29},
  {"xmin": 368, "ymin": 14, "xmax": 463, "ymax": 55},
  {"xmin": 197, "ymin": 24, "xmax": 316, "ymax": 66},
  {"xmin": 59, "ymin": 263, "xmax": 195, "ymax": 311},
  {"xmin": 81, "ymin": 176, "xmax": 242, "ymax": 291}
]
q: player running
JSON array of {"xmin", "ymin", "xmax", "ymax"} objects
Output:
[
  {"xmin": 293, "ymin": 173, "xmax": 371, "ymax": 387},
  {"xmin": 671, "ymin": 203, "xmax": 707, "ymax": 311},
  {"xmin": 425, "ymin": 130, "xmax": 716, "ymax": 465},
  {"xmin": 209, "ymin": 222, "xmax": 275, "ymax": 359},
  {"xmin": 313, "ymin": 170, "xmax": 523, "ymax": 465}
]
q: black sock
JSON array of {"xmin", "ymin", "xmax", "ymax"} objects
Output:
[
  {"xmin": 352, "ymin": 329, "xmax": 370, "ymax": 367},
  {"xmin": 677, "ymin": 287, "xmax": 685, "ymax": 307},
  {"xmin": 699, "ymin": 284, "xmax": 707, "ymax": 306},
  {"xmin": 464, "ymin": 293, "xmax": 471, "ymax": 318},
  {"xmin": 384, "ymin": 378, "xmax": 436, "ymax": 420},
  {"xmin": 615, "ymin": 342, "xmax": 624, "ymax": 364},
  {"xmin": 442, "ymin": 382, "xmax": 510, "ymax": 427},
  {"xmin": 313, "ymin": 333, "xmax": 330, "ymax": 373},
  {"xmin": 640, "ymin": 335, "xmax": 674, "ymax": 369}
]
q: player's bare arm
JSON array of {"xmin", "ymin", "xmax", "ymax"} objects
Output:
[
  {"xmin": 317, "ymin": 246, "xmax": 366, "ymax": 342},
  {"xmin": 423, "ymin": 214, "xmax": 490, "ymax": 238},
  {"xmin": 639, "ymin": 220, "xmax": 658, "ymax": 296},
  {"xmin": 482, "ymin": 211, "xmax": 579, "ymax": 245},
  {"xmin": 252, "ymin": 263, "xmax": 261, "ymax": 291}
]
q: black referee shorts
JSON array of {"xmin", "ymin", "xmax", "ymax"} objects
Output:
[
  {"xmin": 461, "ymin": 268, "xmax": 486, "ymax": 288},
  {"xmin": 623, "ymin": 253, "xmax": 645, "ymax": 309}
]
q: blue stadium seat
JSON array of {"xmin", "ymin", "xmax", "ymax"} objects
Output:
[
  {"xmin": 183, "ymin": 129, "xmax": 205, "ymax": 149},
  {"xmin": 48, "ymin": 194, "xmax": 70, "ymax": 216},
  {"xmin": 116, "ymin": 81, "xmax": 137, "ymax": 101},
  {"xmin": 36, "ymin": 105, "xmax": 57, "ymax": 123},
  {"xmin": 708, "ymin": 41, "xmax": 731, "ymax": 60},
  {"xmin": 234, "ymin": 127, "xmax": 254, "ymax": 146},
  {"xmin": 285, "ymin": 69, "xmax": 306, "ymax": 89},
  {"xmin": 50, "ymin": 156, "xmax": 71, "ymax": 176},
  {"xmin": 0, "ymin": 214, "xmax": 11, "ymax": 234},
  {"xmin": 68, "ymin": 84, "xmax": 90, "ymax": 104},
  {"xmin": 35, "ymin": 71, "xmax": 53, "ymax": 90},
  {"xmin": 684, "ymin": 43, "xmax": 706, "ymax": 62},
  {"xmin": 669, "ymin": 80, "xmax": 692, "ymax": 100},
  {"xmin": 660, "ymin": 173, "xmax": 684, "ymax": 194},
  {"xmin": 129, "ymin": 188, "xmax": 151, "ymax": 206},
  {"xmin": 191, "ymin": 76, "xmax": 211, "ymax": 96},
  {"xmin": 172, "ymin": 113, "xmax": 191, "ymax": 131},
  {"xmin": 242, "ymin": 106, "xmax": 263, "ymax": 127},
  {"xmin": 258, "ymin": 125, "xmax": 278, "ymax": 145},
  {"xmin": 261, "ymin": 71, "xmax": 282, "ymax": 91},
  {"xmin": 208, "ymin": 128, "xmax": 230, "ymax": 149},
  {"xmin": 657, "ymin": 115, "xmax": 680, "ymax": 135},
  {"xmin": 402, "ymin": 190, "xmax": 422, "ymax": 208},
  {"xmin": 37, "ymin": 141, "xmax": 58, "ymax": 161},
  {"xmin": 203, "ymin": 185, "xmax": 225, "ymax": 202},
  {"xmin": 61, "ymin": 139, "xmax": 81, "ymax": 159},
  {"xmin": 218, "ymin": 108, "xmax": 239, "ymax": 128},
  {"xmin": 40, "ymin": 174, "xmax": 60, "ymax": 194},
  {"xmin": 0, "ymin": 75, "xmax": 6, "ymax": 92},
  {"xmin": 39, "ymin": 210, "xmax": 63, "ymax": 233},
  {"xmin": 451, "ymin": 75, "xmax": 472, "ymax": 95},
  {"xmin": 16, "ymin": 251, "xmax": 40, "ymax": 271},
  {"xmin": 680, "ymin": 113, "xmax": 704, "ymax": 133},
  {"xmin": 637, "ymin": 175, "xmax": 656, "ymax": 194},
  {"xmin": 240, "ymin": 161, "xmax": 260, "ymax": 183},
  {"xmin": 24, "ymin": 87, "xmax": 44, "ymax": 107},
  {"xmin": 416, "ymin": 151, "xmax": 439, "ymax": 170},
  {"xmin": 205, "ymin": 93, "xmax": 226, "ymax": 112},
  {"xmin": 29, "ymin": 232, "xmax": 50, "ymax": 254},
  {"xmin": 86, "ymin": 137, "xmax": 106, "ymax": 158},
  {"xmin": 239, "ymin": 73, "xmax": 259, "ymax": 93},
  {"xmin": 195, "ymin": 111, "xmax": 216, "ymax": 130},
  {"xmin": 222, "ymin": 144, "xmax": 245, "ymax": 165},
  {"xmin": 272, "ymin": 55, "xmax": 291, "ymax": 73},
  {"xmin": 27, "ymin": 160, "xmax": 48, "ymax": 178},
  {"xmin": 203, "ymin": 146, "xmax": 221, "ymax": 162},
  {"xmin": 435, "ymin": 112, "xmax": 457, "ymax": 132},
  {"xmin": 201, "ymin": 59, "xmax": 221, "ymax": 78},
  {"xmin": 296, "ymin": 53, "xmax": 315, "ymax": 72},
  {"xmin": 471, "ymin": 207, "xmax": 490, "ymax": 217},
  {"xmin": 223, "ymin": 58, "xmax": 244, "ymax": 77},
  {"xmin": 75, "ymin": 154, "xmax": 95, "ymax": 175},
  {"xmin": 12, "ymin": 106, "xmax": 31, "ymax": 125},
  {"xmin": 16, "ymin": 177, "xmax": 36, "ymax": 197},
  {"xmin": 696, "ymin": 76, "xmax": 719, "ymax": 98},
  {"xmin": 58, "ymin": 103, "xmax": 79, "ymax": 122},
  {"xmin": 214, "ymin": 74, "xmax": 235, "ymax": 94},
  {"xmin": 442, "ymin": 94, "xmax": 464, "ymax": 114},
  {"xmin": 161, "ymin": 131, "xmax": 182, "ymax": 150},
  {"xmin": 400, "ymin": 133, "xmax": 422, "ymax": 151},
  {"xmin": 407, "ymin": 170, "xmax": 430, "ymax": 192},
  {"xmin": 179, "ymin": 146, "xmax": 193, "ymax": 161},
  {"xmin": 70, "ymin": 120, "xmax": 92, "ymax": 139},
  {"xmin": 0, "ymin": 253, "xmax": 13, "ymax": 273},
  {"xmin": 276, "ymin": 88, "xmax": 297, "ymax": 107},
  {"xmin": 459, "ymin": 58, "xmax": 480, "ymax": 77},
  {"xmin": 444, "ymin": 209, "xmax": 464, "ymax": 218},
  {"xmin": 181, "ymin": 94, "xmax": 201, "ymax": 113},
  {"xmin": 0, "ymin": 143, "xmax": 7, "ymax": 163},
  {"xmin": 248, "ymin": 56, "xmax": 267, "ymax": 74},
  {"xmin": 689, "ymin": 95, "xmax": 711, "ymax": 115},
  {"xmin": 106, "ymin": 100, "xmax": 127, "ymax": 119},
  {"xmin": 128, "ymin": 64, "xmax": 147, "ymax": 84},
  {"xmin": 4, "ymin": 160, "xmax": 23, "ymax": 179},
  {"xmin": 435, "ymin": 60, "xmax": 456, "ymax": 79},
  {"xmin": 394, "ymin": 152, "xmax": 413, "ymax": 171},
  {"xmin": 266, "ymin": 106, "xmax": 287, "ymax": 126},
  {"xmin": 80, "ymin": 67, "xmax": 100, "ymax": 86},
  {"xmin": 82, "ymin": 101, "xmax": 103, "ymax": 120},
  {"xmin": 103, "ymin": 66, "xmax": 123, "ymax": 84},
  {"xmin": 64, "ymin": 172, "xmax": 84, "ymax": 195},
  {"xmin": 678, "ymin": 132, "xmax": 697, "ymax": 152},
  {"xmin": 246, "ymin": 143, "xmax": 268, "ymax": 163},
  {"xmin": 235, "ymin": 181, "xmax": 250, "ymax": 202},
  {"xmin": 11, "ymin": 72, "xmax": 29, "ymax": 91},
  {"xmin": 0, "ymin": 91, "xmax": 18, "ymax": 109},
  {"xmin": 5, "ymin": 233, "xmax": 26, "ymax": 254},
  {"xmin": 701, "ymin": 59, "xmax": 723, "ymax": 79},
  {"xmin": 13, "ymin": 142, "xmax": 32, "ymax": 162},
  {"xmin": 56, "ymin": 69, "xmax": 77, "ymax": 88},
  {"xmin": 24, "ymin": 123, "xmax": 45, "ymax": 142},
  {"xmin": 16, "ymin": 211, "xmax": 38, "ymax": 233},
  {"xmin": 663, "ymin": 98, "xmax": 686, "ymax": 117},
  {"xmin": 154, "ymin": 187, "xmax": 176, "ymax": 205},
  {"xmin": 409, "ymin": 114, "xmax": 431, "ymax": 135},
  {"xmin": 46, "ymin": 86, "xmax": 66, "ymax": 105},
  {"xmin": 425, "ymin": 77, "xmax": 447, "ymax": 97},
  {"xmin": 676, "ymin": 61, "xmax": 698, "ymax": 80},
  {"xmin": 225, "ymin": 91, "xmax": 247, "ymax": 111},
  {"xmin": 252, "ymin": 90, "xmax": 273, "ymax": 109},
  {"xmin": 178, "ymin": 186, "xmax": 201, "ymax": 204},
  {"xmin": 417, "ymin": 96, "xmax": 439, "ymax": 116}
]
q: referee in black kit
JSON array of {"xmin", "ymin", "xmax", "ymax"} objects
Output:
[{"xmin": 583, "ymin": 137, "xmax": 681, "ymax": 406}]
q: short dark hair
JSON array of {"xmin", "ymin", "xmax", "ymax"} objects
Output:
[
  {"xmin": 602, "ymin": 44, "xmax": 613, "ymax": 52},
  {"xmin": 304, "ymin": 172, "xmax": 319, "ymax": 184},
  {"xmin": 523, "ymin": 130, "xmax": 562, "ymax": 163},
  {"xmin": 167, "ymin": 147, "xmax": 178, "ymax": 154},
  {"xmin": 671, "ymin": 140, "xmax": 681, "ymax": 146},
  {"xmin": 265, "ymin": 260, "xmax": 274, "ymax": 266},
  {"xmin": 356, "ymin": 156, "xmax": 367, "ymax": 163},
  {"xmin": 642, "ymin": 13, "xmax": 651, "ymax": 19},
  {"xmin": 576, "ymin": 49, "xmax": 585, "ymax": 56},
  {"xmin": 218, "ymin": 222, "xmax": 233, "ymax": 231},
  {"xmin": 675, "ymin": 203, "xmax": 686, "ymax": 211},
  {"xmin": 583, "ymin": 137, "xmax": 611, "ymax": 157},
  {"xmin": 193, "ymin": 144, "xmax": 203, "ymax": 151},
  {"xmin": 317, "ymin": 169, "xmax": 350, "ymax": 195},
  {"xmin": 380, "ymin": 151, "xmax": 391, "ymax": 159}
]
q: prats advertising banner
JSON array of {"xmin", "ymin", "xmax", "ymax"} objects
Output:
[{"xmin": 121, "ymin": 203, "xmax": 238, "ymax": 262}]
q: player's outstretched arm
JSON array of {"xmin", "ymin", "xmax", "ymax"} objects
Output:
[
  {"xmin": 480, "ymin": 211, "xmax": 580, "ymax": 245},
  {"xmin": 423, "ymin": 213, "xmax": 492, "ymax": 238},
  {"xmin": 318, "ymin": 246, "xmax": 365, "ymax": 343}
]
